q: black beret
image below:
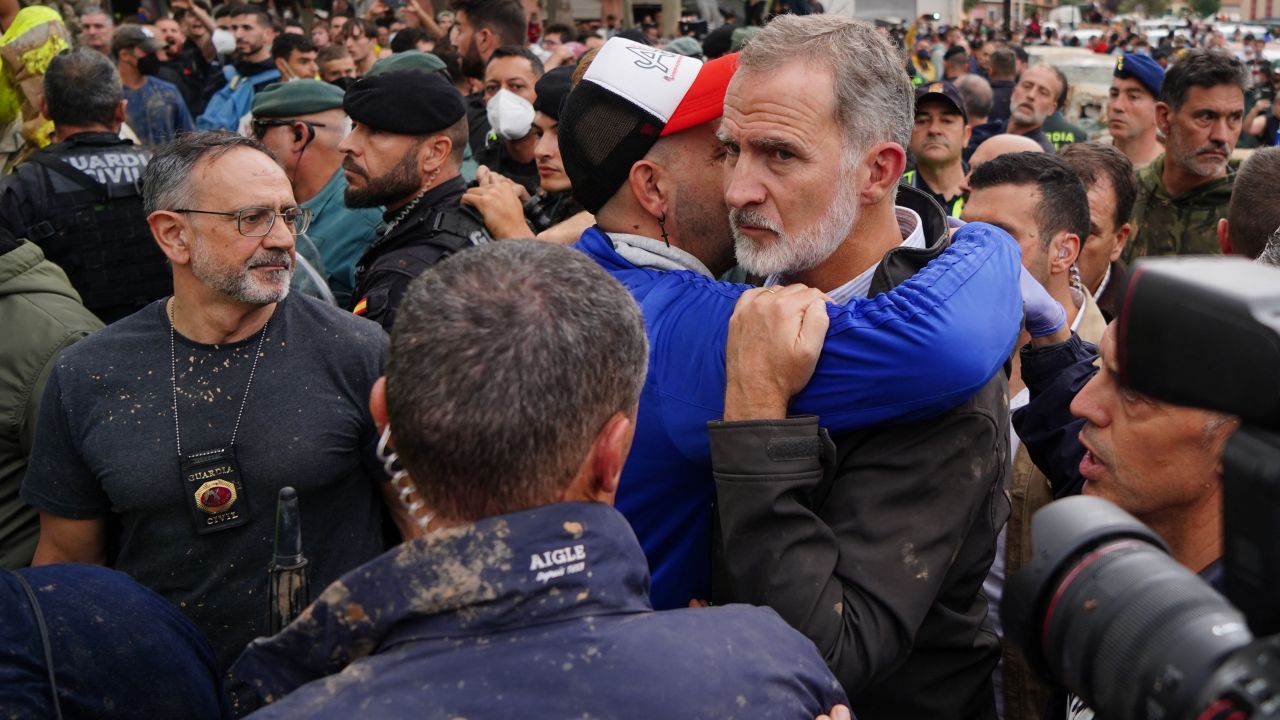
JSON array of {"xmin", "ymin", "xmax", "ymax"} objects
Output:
[
  {"xmin": 343, "ymin": 70, "xmax": 465, "ymax": 135},
  {"xmin": 533, "ymin": 66, "xmax": 574, "ymax": 121}
]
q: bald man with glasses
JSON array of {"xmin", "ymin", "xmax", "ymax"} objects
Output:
[{"xmin": 22, "ymin": 131, "xmax": 415, "ymax": 676}]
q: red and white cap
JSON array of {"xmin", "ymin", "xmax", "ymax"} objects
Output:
[{"xmin": 560, "ymin": 37, "xmax": 739, "ymax": 213}]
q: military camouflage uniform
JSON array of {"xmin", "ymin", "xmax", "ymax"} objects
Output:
[{"xmin": 1125, "ymin": 153, "xmax": 1233, "ymax": 262}]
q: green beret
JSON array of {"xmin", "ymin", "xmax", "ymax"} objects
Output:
[
  {"xmin": 730, "ymin": 26, "xmax": 760, "ymax": 52},
  {"xmin": 251, "ymin": 80, "xmax": 346, "ymax": 118},
  {"xmin": 366, "ymin": 50, "xmax": 447, "ymax": 77},
  {"xmin": 664, "ymin": 36, "xmax": 703, "ymax": 58},
  {"xmin": 343, "ymin": 70, "xmax": 465, "ymax": 135}
]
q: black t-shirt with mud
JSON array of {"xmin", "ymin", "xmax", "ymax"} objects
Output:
[{"xmin": 23, "ymin": 295, "xmax": 389, "ymax": 669}]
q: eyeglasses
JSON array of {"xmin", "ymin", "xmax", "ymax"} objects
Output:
[
  {"xmin": 250, "ymin": 118, "xmax": 327, "ymax": 140},
  {"xmin": 175, "ymin": 206, "xmax": 313, "ymax": 237}
]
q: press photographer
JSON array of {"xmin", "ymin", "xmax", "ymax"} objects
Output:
[{"xmin": 1005, "ymin": 256, "xmax": 1280, "ymax": 720}]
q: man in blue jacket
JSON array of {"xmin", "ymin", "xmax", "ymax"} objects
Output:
[
  {"xmin": 231, "ymin": 240, "xmax": 847, "ymax": 719},
  {"xmin": 559, "ymin": 33, "xmax": 1026, "ymax": 610}
]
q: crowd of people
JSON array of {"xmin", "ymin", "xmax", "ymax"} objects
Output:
[{"xmin": 0, "ymin": 0, "xmax": 1276, "ymax": 718}]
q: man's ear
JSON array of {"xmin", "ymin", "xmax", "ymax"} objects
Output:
[
  {"xmin": 560, "ymin": 410, "xmax": 634, "ymax": 507},
  {"xmin": 1113, "ymin": 222, "xmax": 1131, "ymax": 261},
  {"xmin": 859, "ymin": 141, "xmax": 908, "ymax": 206},
  {"xmin": 1217, "ymin": 217, "xmax": 1232, "ymax": 255},
  {"xmin": 369, "ymin": 376, "xmax": 389, "ymax": 435},
  {"xmin": 626, "ymin": 159, "xmax": 666, "ymax": 220},
  {"xmin": 1050, "ymin": 232, "xmax": 1081, "ymax": 274},
  {"xmin": 274, "ymin": 57, "xmax": 290, "ymax": 78},
  {"xmin": 475, "ymin": 27, "xmax": 496, "ymax": 57},
  {"xmin": 421, "ymin": 134, "xmax": 453, "ymax": 174},
  {"xmin": 1154, "ymin": 101, "xmax": 1172, "ymax": 137},
  {"xmin": 37, "ymin": 94, "xmax": 48, "ymax": 120},
  {"xmin": 113, "ymin": 100, "xmax": 127, "ymax": 130},
  {"xmin": 148, "ymin": 210, "xmax": 192, "ymax": 265}
]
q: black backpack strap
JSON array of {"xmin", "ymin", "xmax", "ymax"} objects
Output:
[
  {"xmin": 26, "ymin": 151, "xmax": 142, "ymax": 202},
  {"xmin": 12, "ymin": 571, "xmax": 63, "ymax": 720}
]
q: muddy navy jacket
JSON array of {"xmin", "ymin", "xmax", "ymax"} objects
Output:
[
  {"xmin": 573, "ymin": 188, "xmax": 1024, "ymax": 610},
  {"xmin": 0, "ymin": 564, "xmax": 230, "ymax": 719},
  {"xmin": 232, "ymin": 502, "xmax": 846, "ymax": 719}
]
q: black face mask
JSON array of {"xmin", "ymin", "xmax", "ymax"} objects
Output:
[
  {"xmin": 137, "ymin": 53, "xmax": 161, "ymax": 76},
  {"xmin": 328, "ymin": 76, "xmax": 357, "ymax": 92}
]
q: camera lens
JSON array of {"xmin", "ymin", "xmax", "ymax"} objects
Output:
[
  {"xmin": 1042, "ymin": 539, "xmax": 1250, "ymax": 717},
  {"xmin": 1005, "ymin": 497, "xmax": 1253, "ymax": 719}
]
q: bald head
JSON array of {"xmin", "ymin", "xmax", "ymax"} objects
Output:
[{"xmin": 969, "ymin": 133, "xmax": 1046, "ymax": 169}]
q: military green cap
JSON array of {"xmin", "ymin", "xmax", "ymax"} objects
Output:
[
  {"xmin": 366, "ymin": 51, "xmax": 447, "ymax": 77},
  {"xmin": 251, "ymin": 80, "xmax": 346, "ymax": 118}
]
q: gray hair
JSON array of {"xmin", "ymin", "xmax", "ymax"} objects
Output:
[
  {"xmin": 736, "ymin": 15, "xmax": 914, "ymax": 153},
  {"xmin": 142, "ymin": 131, "xmax": 275, "ymax": 215},
  {"xmin": 43, "ymin": 48, "xmax": 123, "ymax": 129},
  {"xmin": 386, "ymin": 240, "xmax": 649, "ymax": 524},
  {"xmin": 1257, "ymin": 233, "xmax": 1280, "ymax": 268},
  {"xmin": 954, "ymin": 74, "xmax": 994, "ymax": 120}
]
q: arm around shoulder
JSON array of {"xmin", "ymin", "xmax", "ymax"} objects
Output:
[{"xmin": 791, "ymin": 221, "xmax": 1023, "ymax": 432}]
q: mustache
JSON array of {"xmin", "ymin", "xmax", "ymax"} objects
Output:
[
  {"xmin": 249, "ymin": 249, "xmax": 292, "ymax": 270},
  {"xmin": 342, "ymin": 156, "xmax": 369, "ymax": 180},
  {"xmin": 729, "ymin": 208, "xmax": 781, "ymax": 235},
  {"xmin": 1195, "ymin": 141, "xmax": 1230, "ymax": 156}
]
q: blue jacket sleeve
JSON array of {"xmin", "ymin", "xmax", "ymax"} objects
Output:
[
  {"xmin": 1011, "ymin": 333, "xmax": 1099, "ymax": 498},
  {"xmin": 614, "ymin": 222, "xmax": 1022, "ymax": 462},
  {"xmin": 790, "ymin": 221, "xmax": 1023, "ymax": 430}
]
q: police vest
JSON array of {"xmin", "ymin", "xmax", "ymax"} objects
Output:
[
  {"xmin": 23, "ymin": 145, "xmax": 172, "ymax": 323},
  {"xmin": 350, "ymin": 205, "xmax": 491, "ymax": 321}
]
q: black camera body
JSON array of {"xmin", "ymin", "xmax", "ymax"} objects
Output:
[{"xmin": 1004, "ymin": 257, "xmax": 1280, "ymax": 719}]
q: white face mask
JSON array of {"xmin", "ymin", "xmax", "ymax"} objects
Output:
[
  {"xmin": 212, "ymin": 28, "xmax": 236, "ymax": 56},
  {"xmin": 486, "ymin": 88, "xmax": 535, "ymax": 141}
]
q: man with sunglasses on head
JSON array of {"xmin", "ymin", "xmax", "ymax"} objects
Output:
[
  {"xmin": 251, "ymin": 80, "xmax": 380, "ymax": 307},
  {"xmin": 21, "ymin": 130, "xmax": 418, "ymax": 683}
]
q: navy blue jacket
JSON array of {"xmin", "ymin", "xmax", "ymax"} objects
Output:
[
  {"xmin": 232, "ymin": 502, "xmax": 847, "ymax": 719},
  {"xmin": 574, "ymin": 199, "xmax": 1023, "ymax": 609},
  {"xmin": 0, "ymin": 564, "xmax": 230, "ymax": 719},
  {"xmin": 1011, "ymin": 333, "xmax": 1099, "ymax": 499}
]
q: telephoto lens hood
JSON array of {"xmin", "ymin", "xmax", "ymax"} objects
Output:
[
  {"xmin": 1003, "ymin": 495, "xmax": 1168, "ymax": 675},
  {"xmin": 1004, "ymin": 496, "xmax": 1254, "ymax": 719}
]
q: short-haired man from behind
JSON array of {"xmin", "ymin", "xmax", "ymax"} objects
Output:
[
  {"xmin": 987, "ymin": 46, "xmax": 1017, "ymax": 122},
  {"xmin": 197, "ymin": 4, "xmax": 279, "ymax": 131},
  {"xmin": 251, "ymin": 81, "xmax": 381, "ymax": 307},
  {"xmin": 0, "ymin": 48, "xmax": 171, "ymax": 324},
  {"xmin": 1060, "ymin": 142, "xmax": 1137, "ymax": 321},
  {"xmin": 962, "ymin": 151, "xmax": 1106, "ymax": 720},
  {"xmin": 954, "ymin": 72, "xmax": 993, "ymax": 126},
  {"xmin": 1219, "ymin": 146, "xmax": 1280, "ymax": 259},
  {"xmin": 230, "ymin": 241, "xmax": 849, "ymax": 719},
  {"xmin": 340, "ymin": 70, "xmax": 491, "ymax": 331},
  {"xmin": 1108, "ymin": 52, "xmax": 1165, "ymax": 169},
  {"xmin": 904, "ymin": 81, "xmax": 970, "ymax": 217},
  {"xmin": 1126, "ymin": 49, "xmax": 1246, "ymax": 260},
  {"xmin": 0, "ymin": 227, "xmax": 101, "ymax": 570}
]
